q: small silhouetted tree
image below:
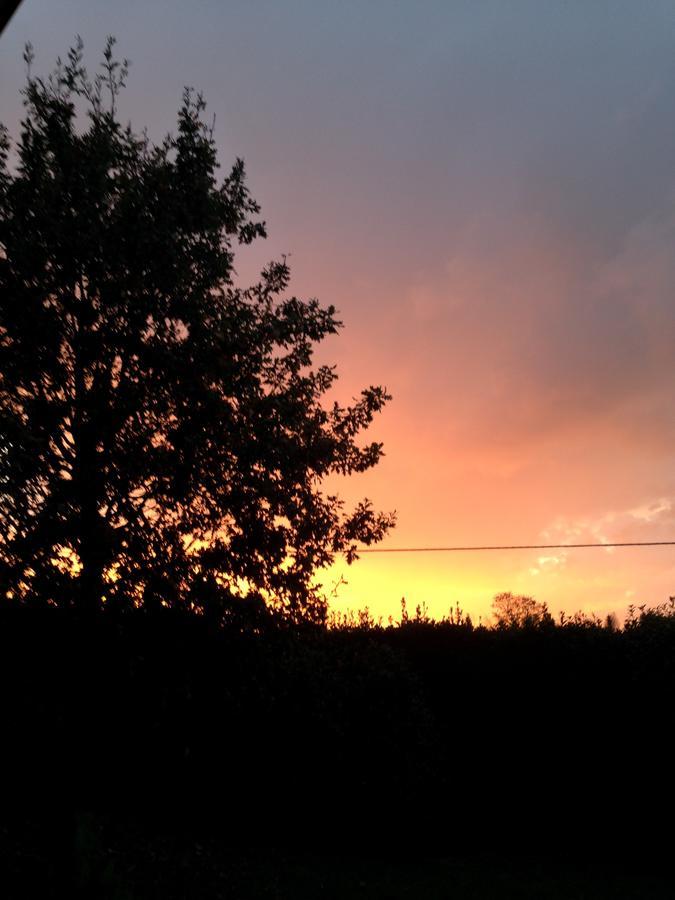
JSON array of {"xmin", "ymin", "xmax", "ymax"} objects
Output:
[
  {"xmin": 492, "ymin": 591, "xmax": 553, "ymax": 629},
  {"xmin": 0, "ymin": 39, "xmax": 394, "ymax": 621}
]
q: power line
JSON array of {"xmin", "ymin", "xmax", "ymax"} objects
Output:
[{"xmin": 356, "ymin": 540, "xmax": 675, "ymax": 554}]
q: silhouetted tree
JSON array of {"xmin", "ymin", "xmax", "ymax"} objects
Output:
[
  {"xmin": 491, "ymin": 591, "xmax": 553, "ymax": 628},
  {"xmin": 0, "ymin": 39, "xmax": 394, "ymax": 621}
]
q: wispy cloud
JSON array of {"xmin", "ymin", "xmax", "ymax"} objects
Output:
[{"xmin": 533, "ymin": 496, "xmax": 675, "ymax": 576}]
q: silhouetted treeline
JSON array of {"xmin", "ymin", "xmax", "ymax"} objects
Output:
[{"xmin": 2, "ymin": 597, "xmax": 675, "ymax": 866}]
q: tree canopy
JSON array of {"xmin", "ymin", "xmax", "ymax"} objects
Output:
[
  {"xmin": 491, "ymin": 592, "xmax": 553, "ymax": 629},
  {"xmin": 0, "ymin": 38, "xmax": 394, "ymax": 622}
]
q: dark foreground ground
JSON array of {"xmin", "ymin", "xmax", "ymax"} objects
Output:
[
  {"xmin": 2, "ymin": 813, "xmax": 675, "ymax": 899},
  {"xmin": 2, "ymin": 604, "xmax": 675, "ymax": 896}
]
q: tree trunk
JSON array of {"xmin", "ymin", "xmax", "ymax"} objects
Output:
[
  {"xmin": 72, "ymin": 296, "xmax": 105, "ymax": 614},
  {"xmin": 76, "ymin": 420, "xmax": 105, "ymax": 613}
]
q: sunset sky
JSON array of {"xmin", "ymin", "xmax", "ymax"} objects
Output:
[{"xmin": 4, "ymin": 1, "xmax": 675, "ymax": 622}]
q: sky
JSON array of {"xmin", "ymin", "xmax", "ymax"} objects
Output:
[{"xmin": 3, "ymin": 1, "xmax": 675, "ymax": 623}]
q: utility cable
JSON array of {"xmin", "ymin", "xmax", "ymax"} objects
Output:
[{"xmin": 356, "ymin": 541, "xmax": 675, "ymax": 554}]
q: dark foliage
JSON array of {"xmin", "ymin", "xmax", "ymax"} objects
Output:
[
  {"xmin": 0, "ymin": 605, "xmax": 431, "ymax": 856},
  {"xmin": 4, "ymin": 816, "xmax": 675, "ymax": 900},
  {"xmin": 0, "ymin": 40, "xmax": 394, "ymax": 622},
  {"xmin": 3, "ymin": 600, "xmax": 675, "ymax": 871}
]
